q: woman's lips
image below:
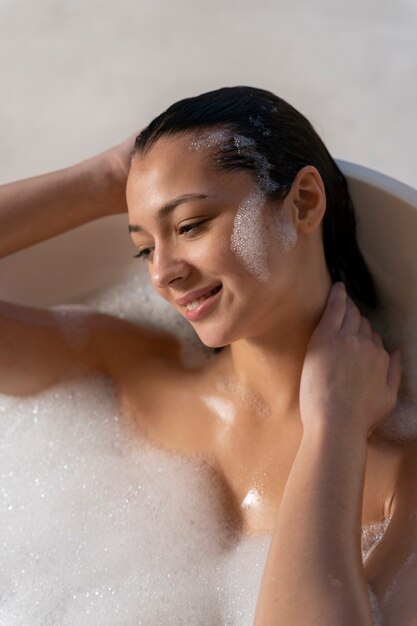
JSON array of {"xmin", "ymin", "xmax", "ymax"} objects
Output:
[{"xmin": 184, "ymin": 285, "xmax": 222, "ymax": 321}]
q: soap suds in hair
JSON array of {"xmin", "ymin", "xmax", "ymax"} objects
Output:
[{"xmin": 188, "ymin": 129, "xmax": 231, "ymax": 151}]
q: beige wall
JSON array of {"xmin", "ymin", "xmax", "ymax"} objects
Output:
[{"xmin": 0, "ymin": 0, "xmax": 416, "ymax": 187}]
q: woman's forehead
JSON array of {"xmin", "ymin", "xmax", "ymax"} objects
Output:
[
  {"xmin": 130, "ymin": 133, "xmax": 214, "ymax": 181},
  {"xmin": 128, "ymin": 131, "xmax": 249, "ymax": 196},
  {"xmin": 126, "ymin": 146, "xmax": 256, "ymax": 227}
]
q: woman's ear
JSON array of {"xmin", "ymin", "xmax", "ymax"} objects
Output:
[{"xmin": 288, "ymin": 166, "xmax": 326, "ymax": 234}]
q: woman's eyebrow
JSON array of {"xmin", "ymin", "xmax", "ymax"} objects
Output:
[{"xmin": 128, "ymin": 193, "xmax": 214, "ymax": 233}]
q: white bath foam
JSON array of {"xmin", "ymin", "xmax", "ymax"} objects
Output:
[
  {"xmin": 0, "ymin": 374, "xmax": 272, "ymax": 625},
  {"xmin": 189, "ymin": 129, "xmax": 278, "ymax": 195},
  {"xmin": 188, "ymin": 128, "xmax": 231, "ymax": 152},
  {"xmin": 190, "ymin": 130, "xmax": 292, "ymax": 281},
  {"xmin": 0, "ymin": 365, "xmax": 393, "ymax": 624},
  {"xmin": 232, "ymin": 134, "xmax": 277, "ymax": 195},
  {"xmin": 231, "ymin": 188, "xmax": 271, "ymax": 282},
  {"xmin": 219, "ymin": 534, "xmax": 271, "ymax": 625}
]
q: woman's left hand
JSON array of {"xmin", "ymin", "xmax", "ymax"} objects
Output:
[
  {"xmin": 299, "ymin": 282, "xmax": 402, "ymax": 439},
  {"xmin": 81, "ymin": 132, "xmax": 139, "ymax": 217}
]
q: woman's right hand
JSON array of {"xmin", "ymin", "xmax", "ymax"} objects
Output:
[{"xmin": 299, "ymin": 282, "xmax": 402, "ymax": 440}]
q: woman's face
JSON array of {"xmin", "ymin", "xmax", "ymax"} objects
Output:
[{"xmin": 126, "ymin": 132, "xmax": 304, "ymax": 348}]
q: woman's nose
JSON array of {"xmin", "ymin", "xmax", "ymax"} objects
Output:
[{"xmin": 151, "ymin": 248, "xmax": 190, "ymax": 289}]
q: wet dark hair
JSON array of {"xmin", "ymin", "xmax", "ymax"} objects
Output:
[{"xmin": 133, "ymin": 86, "xmax": 377, "ymax": 309}]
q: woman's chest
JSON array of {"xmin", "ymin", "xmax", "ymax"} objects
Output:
[{"xmin": 116, "ymin": 363, "xmax": 404, "ymax": 536}]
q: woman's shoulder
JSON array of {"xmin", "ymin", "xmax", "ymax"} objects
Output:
[{"xmin": 85, "ymin": 309, "xmax": 183, "ymax": 377}]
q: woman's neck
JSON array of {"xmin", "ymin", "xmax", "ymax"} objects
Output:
[{"xmin": 224, "ymin": 279, "xmax": 331, "ymax": 426}]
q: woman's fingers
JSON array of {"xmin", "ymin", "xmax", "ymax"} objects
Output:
[
  {"xmin": 340, "ymin": 296, "xmax": 361, "ymax": 335},
  {"xmin": 317, "ymin": 283, "xmax": 347, "ymax": 334},
  {"xmin": 359, "ymin": 315, "xmax": 372, "ymax": 339},
  {"xmin": 373, "ymin": 331, "xmax": 383, "ymax": 348},
  {"xmin": 387, "ymin": 348, "xmax": 402, "ymax": 399}
]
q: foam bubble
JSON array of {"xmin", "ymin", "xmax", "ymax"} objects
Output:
[
  {"xmin": 188, "ymin": 129, "xmax": 278, "ymax": 196},
  {"xmin": 0, "ymin": 269, "xmax": 398, "ymax": 624},
  {"xmin": 188, "ymin": 129, "xmax": 231, "ymax": 151},
  {"xmin": 361, "ymin": 517, "xmax": 391, "ymax": 561},
  {"xmin": 231, "ymin": 188, "xmax": 271, "ymax": 282},
  {"xmin": 232, "ymin": 134, "xmax": 277, "ymax": 194}
]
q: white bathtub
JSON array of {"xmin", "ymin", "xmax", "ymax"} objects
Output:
[{"xmin": 0, "ymin": 162, "xmax": 417, "ymax": 624}]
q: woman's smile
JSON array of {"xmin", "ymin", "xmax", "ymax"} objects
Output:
[{"xmin": 182, "ymin": 284, "xmax": 223, "ymax": 320}]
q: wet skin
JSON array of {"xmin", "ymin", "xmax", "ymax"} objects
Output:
[
  {"xmin": 2, "ymin": 127, "xmax": 416, "ymax": 624},
  {"xmin": 0, "ymin": 132, "xmax": 405, "ymax": 536},
  {"xmin": 117, "ymin": 132, "xmax": 404, "ymax": 534}
]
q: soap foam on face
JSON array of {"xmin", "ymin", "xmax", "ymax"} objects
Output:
[
  {"xmin": 190, "ymin": 130, "xmax": 298, "ymax": 282},
  {"xmin": 230, "ymin": 188, "xmax": 271, "ymax": 282}
]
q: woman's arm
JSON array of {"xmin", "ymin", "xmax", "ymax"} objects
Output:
[
  {"xmin": 254, "ymin": 425, "xmax": 371, "ymax": 626},
  {"xmin": 0, "ymin": 134, "xmax": 135, "ymax": 258},
  {"xmin": 254, "ymin": 283, "xmax": 402, "ymax": 626},
  {"xmin": 0, "ymin": 133, "xmax": 145, "ymax": 396}
]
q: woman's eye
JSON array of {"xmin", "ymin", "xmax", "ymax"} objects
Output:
[
  {"xmin": 133, "ymin": 248, "xmax": 152, "ymax": 261},
  {"xmin": 178, "ymin": 221, "xmax": 205, "ymax": 235}
]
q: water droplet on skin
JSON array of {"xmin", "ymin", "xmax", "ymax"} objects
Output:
[
  {"xmin": 241, "ymin": 488, "xmax": 262, "ymax": 509},
  {"xmin": 202, "ymin": 395, "xmax": 236, "ymax": 424}
]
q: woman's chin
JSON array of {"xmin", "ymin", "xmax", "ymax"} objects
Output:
[
  {"xmin": 194, "ymin": 325, "xmax": 236, "ymax": 350},
  {"xmin": 199, "ymin": 336, "xmax": 228, "ymax": 349}
]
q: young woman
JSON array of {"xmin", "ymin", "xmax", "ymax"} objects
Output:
[{"xmin": 1, "ymin": 86, "xmax": 416, "ymax": 625}]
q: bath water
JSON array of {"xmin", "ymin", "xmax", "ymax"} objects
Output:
[{"xmin": 0, "ymin": 265, "xmax": 393, "ymax": 625}]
